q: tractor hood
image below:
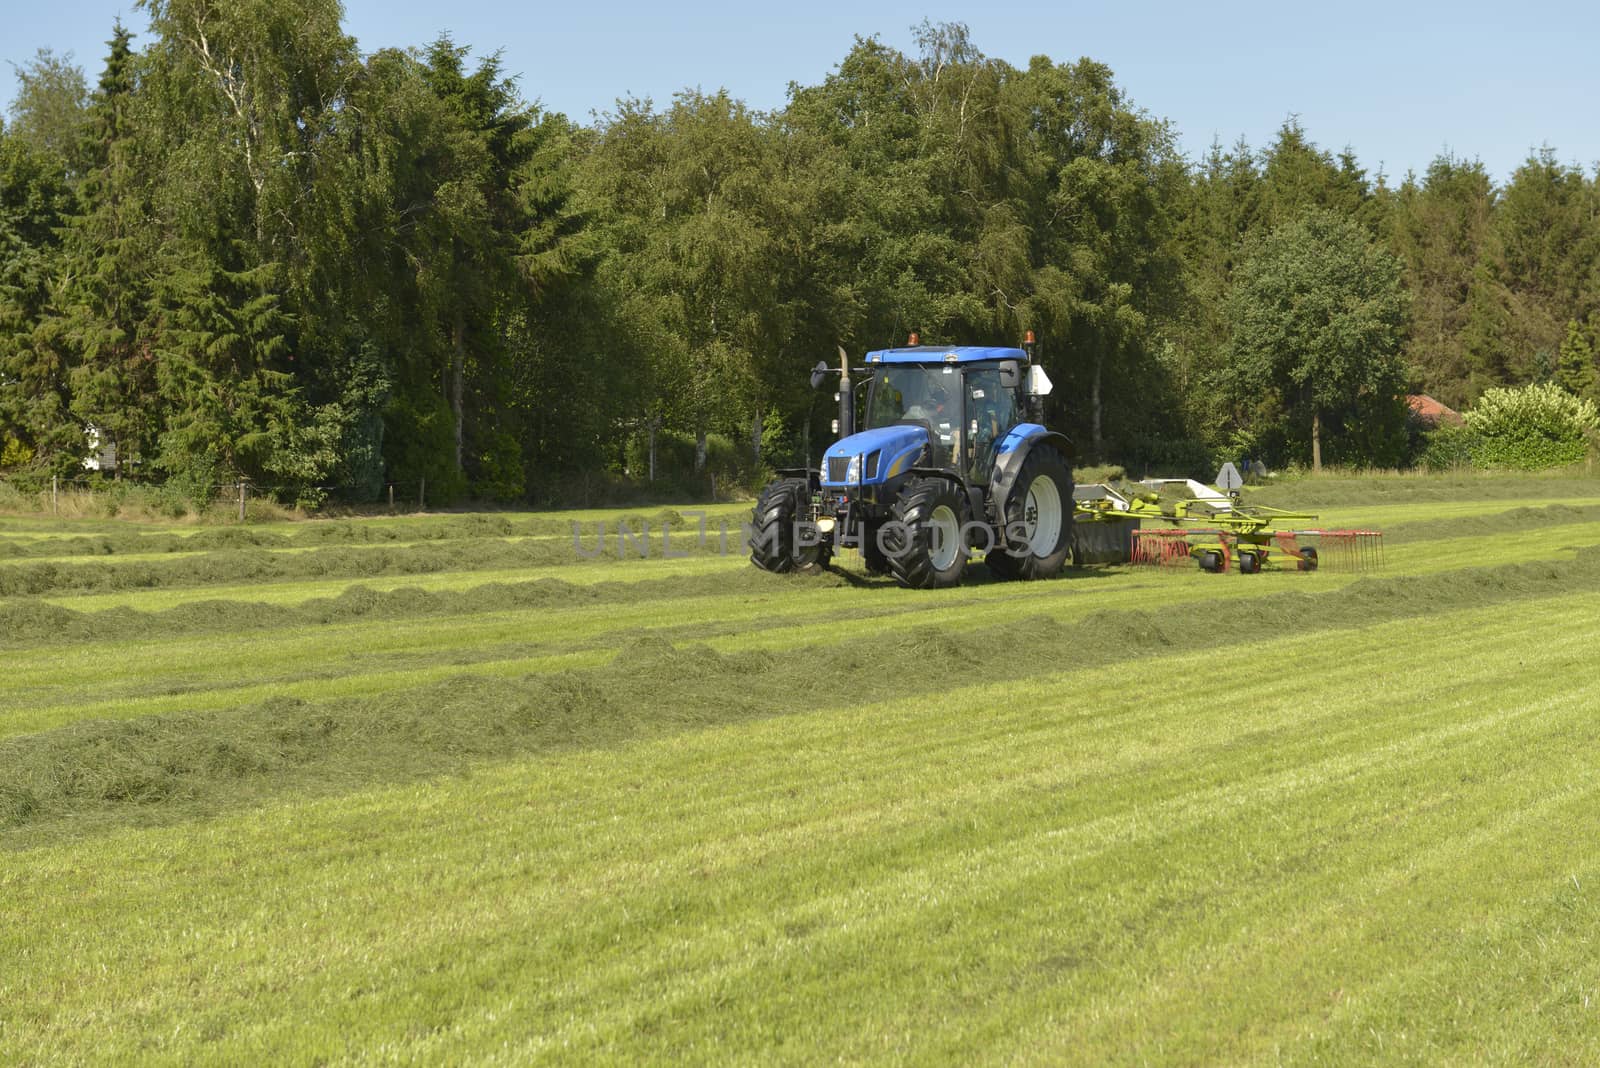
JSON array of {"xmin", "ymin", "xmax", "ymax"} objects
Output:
[{"xmin": 819, "ymin": 424, "xmax": 928, "ymax": 487}]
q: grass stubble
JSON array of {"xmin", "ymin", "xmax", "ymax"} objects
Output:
[{"xmin": 2, "ymin": 473, "xmax": 1600, "ymax": 1063}]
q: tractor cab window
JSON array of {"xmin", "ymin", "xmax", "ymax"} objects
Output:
[
  {"xmin": 866, "ymin": 365, "xmax": 962, "ymax": 466},
  {"xmin": 963, "ymin": 368, "xmax": 1020, "ymax": 480}
]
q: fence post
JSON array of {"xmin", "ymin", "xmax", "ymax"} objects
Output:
[
  {"xmin": 52, "ymin": 475, "xmax": 58, "ymax": 516},
  {"xmin": 238, "ymin": 479, "xmax": 247, "ymax": 522},
  {"xmin": 419, "ymin": 477, "xmax": 425, "ymax": 511},
  {"xmin": 648, "ymin": 417, "xmax": 658, "ymax": 483},
  {"xmin": 388, "ymin": 483, "xmax": 395, "ymax": 511}
]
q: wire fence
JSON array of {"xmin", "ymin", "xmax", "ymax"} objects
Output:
[
  {"xmin": 2, "ymin": 473, "xmax": 448, "ymax": 520},
  {"xmin": 2, "ymin": 468, "xmax": 740, "ymax": 521}
]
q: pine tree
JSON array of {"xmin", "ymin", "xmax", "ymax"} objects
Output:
[
  {"xmin": 0, "ymin": 131, "xmax": 79, "ymax": 471},
  {"xmin": 150, "ymin": 258, "xmax": 301, "ymax": 490},
  {"xmin": 1386, "ymin": 155, "xmax": 1494, "ymax": 408},
  {"xmin": 61, "ymin": 24, "xmax": 159, "ymax": 473},
  {"xmin": 1556, "ymin": 319, "xmax": 1598, "ymax": 401}
]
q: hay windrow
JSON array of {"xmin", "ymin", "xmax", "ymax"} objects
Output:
[
  {"xmin": 1251, "ymin": 473, "xmax": 1600, "ymax": 510},
  {"xmin": 0, "ymin": 518, "xmax": 743, "ymax": 596},
  {"xmin": 1377, "ymin": 502, "xmax": 1600, "ymax": 544},
  {"xmin": 0, "ymin": 566, "xmax": 829, "ymax": 648},
  {"xmin": 0, "ymin": 508, "xmax": 708, "ymax": 560},
  {"xmin": 6, "ymin": 547, "xmax": 1600, "ymax": 849}
]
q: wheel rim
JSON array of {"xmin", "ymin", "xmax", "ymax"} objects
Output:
[
  {"xmin": 929, "ymin": 503, "xmax": 961, "ymax": 571},
  {"xmin": 1022, "ymin": 474, "xmax": 1063, "ymax": 557}
]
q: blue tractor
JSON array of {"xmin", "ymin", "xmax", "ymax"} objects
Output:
[{"xmin": 749, "ymin": 336, "xmax": 1074, "ymax": 588}]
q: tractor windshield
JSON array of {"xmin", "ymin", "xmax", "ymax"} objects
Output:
[
  {"xmin": 866, "ymin": 366, "xmax": 960, "ymax": 427},
  {"xmin": 867, "ymin": 365, "xmax": 962, "ymax": 464}
]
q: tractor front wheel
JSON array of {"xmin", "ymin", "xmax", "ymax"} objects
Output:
[
  {"xmin": 989, "ymin": 446, "xmax": 1074, "ymax": 581},
  {"xmin": 883, "ymin": 478, "xmax": 967, "ymax": 589},
  {"xmin": 749, "ymin": 478, "xmax": 830, "ymax": 574}
]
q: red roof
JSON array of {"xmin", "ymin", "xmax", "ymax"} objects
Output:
[{"xmin": 1407, "ymin": 394, "xmax": 1463, "ymax": 427}]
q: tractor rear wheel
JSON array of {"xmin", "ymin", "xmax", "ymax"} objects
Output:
[
  {"xmin": 749, "ymin": 478, "xmax": 830, "ymax": 574},
  {"xmin": 1238, "ymin": 550, "xmax": 1262, "ymax": 574},
  {"xmin": 989, "ymin": 446, "xmax": 1073, "ymax": 581},
  {"xmin": 1297, "ymin": 546, "xmax": 1319, "ymax": 572},
  {"xmin": 883, "ymin": 478, "xmax": 967, "ymax": 589},
  {"xmin": 1198, "ymin": 549, "xmax": 1224, "ymax": 573}
]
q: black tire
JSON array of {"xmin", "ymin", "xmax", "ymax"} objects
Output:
[
  {"xmin": 1198, "ymin": 549, "xmax": 1224, "ymax": 573},
  {"xmin": 1297, "ymin": 546, "xmax": 1319, "ymax": 572},
  {"xmin": 991, "ymin": 445, "xmax": 1074, "ymax": 581},
  {"xmin": 749, "ymin": 478, "xmax": 830, "ymax": 574},
  {"xmin": 1238, "ymin": 550, "xmax": 1261, "ymax": 575},
  {"xmin": 883, "ymin": 477, "xmax": 967, "ymax": 589},
  {"xmin": 860, "ymin": 522, "xmax": 892, "ymax": 575}
]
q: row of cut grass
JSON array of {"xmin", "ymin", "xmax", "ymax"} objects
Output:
[
  {"xmin": 10, "ymin": 523, "xmax": 1600, "ymax": 739},
  {"xmin": 3, "ymin": 592, "xmax": 1597, "ymax": 1062},
  {"xmin": 8, "ymin": 548, "xmax": 1600, "ymax": 839},
  {"xmin": 22, "ymin": 506, "xmax": 1600, "ymax": 618}
]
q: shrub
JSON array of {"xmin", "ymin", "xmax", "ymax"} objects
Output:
[
  {"xmin": 1419, "ymin": 423, "xmax": 1478, "ymax": 471},
  {"xmin": 473, "ymin": 431, "xmax": 527, "ymax": 503},
  {"xmin": 1, "ymin": 432, "xmax": 33, "ymax": 469},
  {"xmin": 1465, "ymin": 383, "xmax": 1599, "ymax": 470}
]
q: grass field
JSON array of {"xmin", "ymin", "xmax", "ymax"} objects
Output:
[{"xmin": 5, "ymin": 472, "xmax": 1600, "ymax": 1063}]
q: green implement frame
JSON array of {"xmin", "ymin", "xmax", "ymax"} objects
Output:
[{"xmin": 1075, "ymin": 490, "xmax": 1383, "ymax": 573}]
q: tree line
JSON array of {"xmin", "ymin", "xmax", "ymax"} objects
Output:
[{"xmin": 3, "ymin": 5, "xmax": 1598, "ymax": 504}]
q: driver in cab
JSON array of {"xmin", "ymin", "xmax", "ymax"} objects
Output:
[{"xmin": 904, "ymin": 375, "xmax": 958, "ymax": 463}]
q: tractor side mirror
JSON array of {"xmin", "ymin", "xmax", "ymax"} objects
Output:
[
  {"xmin": 809, "ymin": 361, "xmax": 830, "ymax": 390},
  {"xmin": 998, "ymin": 361, "xmax": 1021, "ymax": 389}
]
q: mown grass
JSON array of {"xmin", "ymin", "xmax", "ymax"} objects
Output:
[
  {"xmin": 3, "ymin": 594, "xmax": 1598, "ymax": 1062},
  {"xmin": 4, "ymin": 472, "xmax": 1600, "ymax": 1063},
  {"xmin": 8, "ymin": 546, "xmax": 1599, "ymax": 843}
]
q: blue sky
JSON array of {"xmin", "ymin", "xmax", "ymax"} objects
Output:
[{"xmin": 5, "ymin": 1, "xmax": 1598, "ymax": 184}]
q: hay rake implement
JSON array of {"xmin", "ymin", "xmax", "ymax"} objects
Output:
[{"xmin": 1075, "ymin": 483, "xmax": 1384, "ymax": 574}]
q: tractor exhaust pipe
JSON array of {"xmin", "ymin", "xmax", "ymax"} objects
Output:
[{"xmin": 836, "ymin": 345, "xmax": 853, "ymax": 440}]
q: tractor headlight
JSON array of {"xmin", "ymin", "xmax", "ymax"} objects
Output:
[{"xmin": 844, "ymin": 454, "xmax": 861, "ymax": 484}]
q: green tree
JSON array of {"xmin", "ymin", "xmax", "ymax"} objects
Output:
[
  {"xmin": 587, "ymin": 90, "xmax": 793, "ymax": 473},
  {"xmin": 1170, "ymin": 137, "xmax": 1262, "ymax": 444},
  {"xmin": 1009, "ymin": 54, "xmax": 1185, "ymax": 459},
  {"xmin": 59, "ymin": 24, "xmax": 162, "ymax": 472},
  {"xmin": 1257, "ymin": 119, "xmax": 1371, "ymax": 232},
  {"xmin": 148, "ymin": 260, "xmax": 299, "ymax": 489},
  {"xmin": 1556, "ymin": 319, "xmax": 1597, "ymax": 401},
  {"xmin": 136, "ymin": 0, "xmax": 379, "ymax": 498},
  {"xmin": 1463, "ymin": 150, "xmax": 1600, "ymax": 393},
  {"xmin": 414, "ymin": 38, "xmax": 538, "ymax": 485},
  {"xmin": 5, "ymin": 49, "xmax": 89, "ymax": 170},
  {"xmin": 1387, "ymin": 155, "xmax": 1494, "ymax": 408},
  {"xmin": 782, "ymin": 27, "xmax": 994, "ymax": 347},
  {"xmin": 0, "ymin": 131, "xmax": 80, "ymax": 470},
  {"xmin": 1226, "ymin": 210, "xmax": 1410, "ymax": 470}
]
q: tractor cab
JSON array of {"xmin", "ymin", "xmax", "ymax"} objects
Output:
[
  {"xmin": 821, "ymin": 346, "xmax": 1035, "ymax": 494},
  {"xmin": 863, "ymin": 358, "xmax": 1026, "ymax": 481}
]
